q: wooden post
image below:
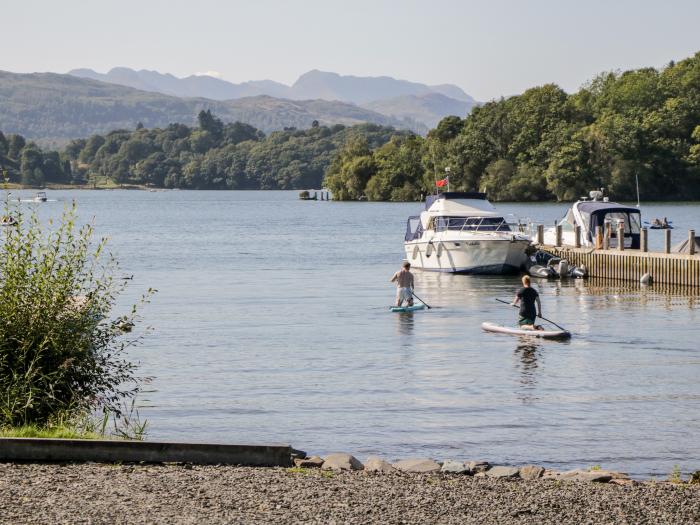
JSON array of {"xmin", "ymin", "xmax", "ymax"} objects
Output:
[
  {"xmin": 664, "ymin": 229, "xmax": 671, "ymax": 254},
  {"xmin": 555, "ymin": 224, "xmax": 562, "ymax": 247},
  {"xmin": 536, "ymin": 224, "xmax": 544, "ymax": 245},
  {"xmin": 574, "ymin": 225, "xmax": 581, "ymax": 248},
  {"xmin": 603, "ymin": 224, "xmax": 610, "ymax": 250},
  {"xmin": 617, "ymin": 224, "xmax": 625, "ymax": 251},
  {"xmin": 689, "ymin": 230, "xmax": 696, "ymax": 256},
  {"xmin": 595, "ymin": 226, "xmax": 602, "ymax": 250},
  {"xmin": 641, "ymin": 228, "xmax": 648, "ymax": 253}
]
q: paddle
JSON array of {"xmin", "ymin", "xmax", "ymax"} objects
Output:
[
  {"xmin": 411, "ymin": 290, "xmax": 432, "ymax": 309},
  {"xmin": 495, "ymin": 298, "xmax": 567, "ymax": 332}
]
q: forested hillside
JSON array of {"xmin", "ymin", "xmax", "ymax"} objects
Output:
[
  {"xmin": 0, "ymin": 113, "xmax": 401, "ymax": 189},
  {"xmin": 325, "ymin": 52, "xmax": 700, "ymax": 201},
  {"xmin": 0, "ymin": 71, "xmax": 417, "ymax": 144}
]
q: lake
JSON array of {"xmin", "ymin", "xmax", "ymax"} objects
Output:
[{"xmin": 13, "ymin": 190, "xmax": 700, "ymax": 477}]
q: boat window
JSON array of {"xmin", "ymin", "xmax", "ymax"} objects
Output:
[
  {"xmin": 433, "ymin": 216, "xmax": 511, "ymax": 232},
  {"xmin": 405, "ymin": 216, "xmax": 423, "ymax": 241},
  {"xmin": 604, "ymin": 212, "xmax": 641, "ymax": 234}
]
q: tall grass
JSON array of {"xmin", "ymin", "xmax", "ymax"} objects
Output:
[{"xmin": 0, "ymin": 190, "xmax": 153, "ymax": 430}]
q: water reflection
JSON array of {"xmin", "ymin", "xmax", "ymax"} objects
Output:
[
  {"xmin": 513, "ymin": 338, "xmax": 541, "ymax": 403},
  {"xmin": 395, "ymin": 312, "xmax": 415, "ymax": 336}
]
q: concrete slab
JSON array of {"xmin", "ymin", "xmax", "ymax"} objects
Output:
[{"xmin": 0, "ymin": 438, "xmax": 294, "ymax": 466}]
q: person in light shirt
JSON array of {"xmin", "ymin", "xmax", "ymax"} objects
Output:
[{"xmin": 390, "ymin": 261, "xmax": 415, "ymax": 307}]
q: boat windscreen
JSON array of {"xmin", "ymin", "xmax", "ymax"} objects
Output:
[
  {"xmin": 405, "ymin": 216, "xmax": 423, "ymax": 241},
  {"xmin": 434, "ymin": 216, "xmax": 511, "ymax": 232}
]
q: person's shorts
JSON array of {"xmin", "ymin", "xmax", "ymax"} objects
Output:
[
  {"xmin": 518, "ymin": 316, "xmax": 535, "ymax": 326},
  {"xmin": 396, "ymin": 287, "xmax": 413, "ymax": 302}
]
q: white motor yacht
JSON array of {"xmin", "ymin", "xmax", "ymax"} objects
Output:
[
  {"xmin": 404, "ymin": 192, "xmax": 530, "ymax": 274},
  {"xmin": 540, "ymin": 191, "xmax": 642, "ymax": 249}
]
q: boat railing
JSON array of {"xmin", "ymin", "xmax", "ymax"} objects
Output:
[{"xmin": 433, "ymin": 216, "xmax": 513, "ymax": 233}]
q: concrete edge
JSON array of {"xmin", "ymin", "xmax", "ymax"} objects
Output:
[{"xmin": 0, "ymin": 438, "xmax": 294, "ymax": 466}]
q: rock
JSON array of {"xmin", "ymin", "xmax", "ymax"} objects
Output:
[
  {"xmin": 690, "ymin": 471, "xmax": 700, "ymax": 484},
  {"xmin": 440, "ymin": 460, "xmax": 470, "ymax": 474},
  {"xmin": 610, "ymin": 478, "xmax": 638, "ymax": 487},
  {"xmin": 321, "ymin": 453, "xmax": 363, "ymax": 472},
  {"xmin": 473, "ymin": 471, "xmax": 487, "ymax": 478},
  {"xmin": 293, "ymin": 456, "xmax": 324, "ymax": 468},
  {"xmin": 363, "ymin": 457, "xmax": 394, "ymax": 473},
  {"xmin": 519, "ymin": 465, "xmax": 545, "ymax": 480},
  {"xmin": 542, "ymin": 469, "xmax": 560, "ymax": 480},
  {"xmin": 559, "ymin": 469, "xmax": 612, "ymax": 483},
  {"xmin": 485, "ymin": 466, "xmax": 520, "ymax": 479},
  {"xmin": 392, "ymin": 458, "xmax": 441, "ymax": 474},
  {"xmin": 468, "ymin": 461, "xmax": 491, "ymax": 473}
]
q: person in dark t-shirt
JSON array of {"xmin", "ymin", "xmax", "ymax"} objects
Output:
[{"xmin": 512, "ymin": 275, "xmax": 542, "ymax": 330}]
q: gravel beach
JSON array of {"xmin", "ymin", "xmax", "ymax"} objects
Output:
[{"xmin": 1, "ymin": 463, "xmax": 699, "ymax": 524}]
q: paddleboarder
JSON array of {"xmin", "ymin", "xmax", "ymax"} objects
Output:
[
  {"xmin": 512, "ymin": 275, "xmax": 542, "ymax": 330},
  {"xmin": 391, "ymin": 261, "xmax": 415, "ymax": 307}
]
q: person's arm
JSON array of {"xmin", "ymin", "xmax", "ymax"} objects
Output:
[
  {"xmin": 410, "ymin": 274, "xmax": 415, "ymax": 290},
  {"xmin": 512, "ymin": 292, "xmax": 520, "ymax": 306},
  {"xmin": 390, "ymin": 272, "xmax": 397, "ymax": 283},
  {"xmin": 536, "ymin": 296, "xmax": 542, "ymax": 317}
]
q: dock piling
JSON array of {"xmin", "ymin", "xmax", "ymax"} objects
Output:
[
  {"xmin": 617, "ymin": 224, "xmax": 625, "ymax": 251},
  {"xmin": 555, "ymin": 224, "xmax": 562, "ymax": 247},
  {"xmin": 641, "ymin": 228, "xmax": 648, "ymax": 252},
  {"xmin": 664, "ymin": 230, "xmax": 671, "ymax": 254},
  {"xmin": 690, "ymin": 230, "xmax": 696, "ymax": 256},
  {"xmin": 603, "ymin": 224, "xmax": 610, "ymax": 250},
  {"xmin": 574, "ymin": 225, "xmax": 581, "ymax": 248}
]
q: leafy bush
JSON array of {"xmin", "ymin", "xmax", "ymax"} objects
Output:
[{"xmin": 0, "ymin": 196, "xmax": 152, "ymax": 427}]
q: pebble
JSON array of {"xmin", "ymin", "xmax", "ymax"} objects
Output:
[{"xmin": 1, "ymin": 463, "xmax": 698, "ymax": 524}]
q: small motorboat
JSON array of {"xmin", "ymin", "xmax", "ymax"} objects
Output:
[
  {"xmin": 481, "ymin": 322, "xmax": 571, "ymax": 339},
  {"xmin": 390, "ymin": 304, "xmax": 426, "ymax": 313},
  {"xmin": 33, "ymin": 191, "xmax": 48, "ymax": 202},
  {"xmin": 646, "ymin": 218, "xmax": 673, "ymax": 230}
]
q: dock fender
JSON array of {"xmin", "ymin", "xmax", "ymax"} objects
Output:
[
  {"xmin": 412, "ymin": 244, "xmax": 419, "ymax": 260},
  {"xmin": 437, "ymin": 242, "xmax": 444, "ymax": 257},
  {"xmin": 426, "ymin": 242, "xmax": 434, "ymax": 257}
]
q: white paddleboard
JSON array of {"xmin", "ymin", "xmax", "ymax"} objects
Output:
[{"xmin": 481, "ymin": 322, "xmax": 571, "ymax": 339}]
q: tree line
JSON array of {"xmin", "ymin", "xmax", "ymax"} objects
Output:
[
  {"xmin": 325, "ymin": 52, "xmax": 700, "ymax": 201},
  {"xmin": 0, "ymin": 112, "xmax": 401, "ymax": 189}
]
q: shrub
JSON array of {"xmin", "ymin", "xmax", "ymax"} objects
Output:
[{"xmin": 0, "ymin": 196, "xmax": 152, "ymax": 427}]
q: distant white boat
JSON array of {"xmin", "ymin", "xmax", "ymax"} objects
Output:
[
  {"xmin": 403, "ymin": 192, "xmax": 530, "ymax": 274},
  {"xmin": 33, "ymin": 191, "xmax": 47, "ymax": 202}
]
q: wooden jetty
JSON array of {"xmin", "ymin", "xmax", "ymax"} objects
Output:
[{"xmin": 536, "ymin": 225, "xmax": 700, "ymax": 287}]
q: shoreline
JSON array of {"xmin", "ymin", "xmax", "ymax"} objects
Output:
[{"xmin": 1, "ymin": 463, "xmax": 698, "ymax": 524}]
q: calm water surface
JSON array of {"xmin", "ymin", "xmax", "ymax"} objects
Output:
[{"xmin": 17, "ymin": 190, "xmax": 700, "ymax": 477}]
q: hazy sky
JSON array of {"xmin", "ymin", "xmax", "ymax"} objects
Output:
[{"xmin": 3, "ymin": 0, "xmax": 700, "ymax": 100}]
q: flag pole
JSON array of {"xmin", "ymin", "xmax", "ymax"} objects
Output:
[{"xmin": 445, "ymin": 167, "xmax": 451, "ymax": 192}]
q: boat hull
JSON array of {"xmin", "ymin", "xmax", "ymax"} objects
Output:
[{"xmin": 404, "ymin": 238, "xmax": 530, "ymax": 274}]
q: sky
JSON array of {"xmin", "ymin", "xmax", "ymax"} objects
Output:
[{"xmin": 3, "ymin": 0, "xmax": 700, "ymax": 101}]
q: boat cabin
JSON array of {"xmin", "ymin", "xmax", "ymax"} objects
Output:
[{"xmin": 557, "ymin": 201, "xmax": 642, "ymax": 249}]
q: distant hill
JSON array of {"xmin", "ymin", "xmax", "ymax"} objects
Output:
[
  {"xmin": 362, "ymin": 93, "xmax": 476, "ymax": 129},
  {"xmin": 68, "ymin": 67, "xmax": 476, "ymax": 129},
  {"xmin": 0, "ymin": 71, "xmax": 421, "ymax": 144}
]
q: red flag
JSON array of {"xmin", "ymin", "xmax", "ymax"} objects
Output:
[{"xmin": 435, "ymin": 177, "xmax": 448, "ymax": 188}]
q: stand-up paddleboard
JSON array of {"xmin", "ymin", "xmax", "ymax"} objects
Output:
[
  {"xmin": 481, "ymin": 322, "xmax": 571, "ymax": 339},
  {"xmin": 390, "ymin": 304, "xmax": 426, "ymax": 313}
]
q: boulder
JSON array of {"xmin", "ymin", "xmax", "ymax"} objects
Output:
[
  {"xmin": 440, "ymin": 460, "xmax": 471, "ymax": 474},
  {"xmin": 468, "ymin": 461, "xmax": 491, "ymax": 473},
  {"xmin": 321, "ymin": 453, "xmax": 363, "ymax": 471},
  {"xmin": 559, "ymin": 469, "xmax": 612, "ymax": 483},
  {"xmin": 363, "ymin": 456, "xmax": 394, "ymax": 473},
  {"xmin": 293, "ymin": 456, "xmax": 324, "ymax": 468},
  {"xmin": 519, "ymin": 465, "xmax": 545, "ymax": 480},
  {"xmin": 485, "ymin": 466, "xmax": 520, "ymax": 479},
  {"xmin": 542, "ymin": 469, "xmax": 560, "ymax": 480},
  {"xmin": 392, "ymin": 458, "xmax": 441, "ymax": 474}
]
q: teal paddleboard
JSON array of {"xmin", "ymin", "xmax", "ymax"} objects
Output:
[{"xmin": 390, "ymin": 304, "xmax": 426, "ymax": 313}]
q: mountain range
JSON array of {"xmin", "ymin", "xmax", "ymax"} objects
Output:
[
  {"xmin": 68, "ymin": 68, "xmax": 477, "ymax": 128},
  {"xmin": 0, "ymin": 68, "xmax": 476, "ymax": 144}
]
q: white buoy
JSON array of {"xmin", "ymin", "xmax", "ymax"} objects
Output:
[{"xmin": 640, "ymin": 273, "xmax": 653, "ymax": 285}]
